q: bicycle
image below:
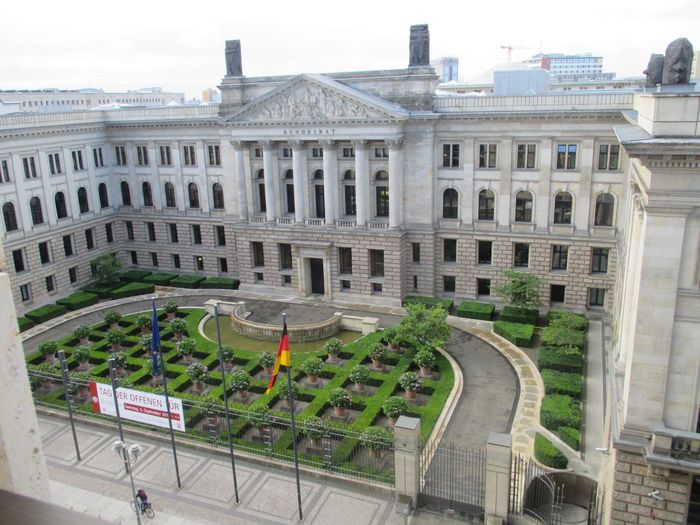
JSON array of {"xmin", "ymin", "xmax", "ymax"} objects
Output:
[{"xmin": 130, "ymin": 499, "xmax": 155, "ymax": 519}]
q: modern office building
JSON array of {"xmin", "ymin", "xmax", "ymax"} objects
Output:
[
  {"xmin": 431, "ymin": 56, "xmax": 459, "ymax": 83},
  {"xmin": 526, "ymin": 53, "xmax": 615, "ymax": 83}
]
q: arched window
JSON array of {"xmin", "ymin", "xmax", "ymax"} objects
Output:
[
  {"xmin": 514, "ymin": 191, "xmax": 533, "ymax": 222},
  {"xmin": 284, "ymin": 170, "xmax": 294, "ymax": 214},
  {"xmin": 374, "ymin": 170, "xmax": 389, "ymax": 218},
  {"xmin": 120, "ymin": 181, "xmax": 132, "ymax": 206},
  {"xmin": 594, "ymin": 193, "xmax": 615, "ymax": 226},
  {"xmin": 187, "ymin": 182, "xmax": 200, "ymax": 208},
  {"xmin": 553, "ymin": 192, "xmax": 572, "ymax": 224},
  {"xmin": 29, "ymin": 196, "xmax": 44, "ymax": 225},
  {"xmin": 98, "ymin": 183, "xmax": 109, "ymax": 208},
  {"xmin": 54, "ymin": 192, "xmax": 68, "ymax": 219},
  {"xmin": 212, "ymin": 183, "xmax": 224, "ymax": 209},
  {"xmin": 2, "ymin": 202, "xmax": 18, "ymax": 232},
  {"xmin": 164, "ymin": 182, "xmax": 176, "ymax": 208},
  {"xmin": 442, "ymin": 188, "xmax": 459, "ymax": 219},
  {"xmin": 313, "ymin": 170, "xmax": 325, "ymax": 218},
  {"xmin": 343, "ymin": 170, "xmax": 356, "ymax": 216},
  {"xmin": 77, "ymin": 187, "xmax": 90, "ymax": 214},
  {"xmin": 142, "ymin": 182, "xmax": 153, "ymax": 207},
  {"xmin": 256, "ymin": 170, "xmax": 266, "ymax": 213},
  {"xmin": 478, "ymin": 189, "xmax": 495, "ymax": 221}
]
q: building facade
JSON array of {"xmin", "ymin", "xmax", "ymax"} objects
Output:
[{"xmin": 526, "ymin": 53, "xmax": 615, "ymax": 83}]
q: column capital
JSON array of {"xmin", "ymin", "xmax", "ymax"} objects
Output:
[
  {"xmin": 351, "ymin": 139, "xmax": 368, "ymax": 149},
  {"xmin": 320, "ymin": 139, "xmax": 336, "ymax": 150},
  {"xmin": 259, "ymin": 140, "xmax": 275, "ymax": 151},
  {"xmin": 386, "ymin": 137, "xmax": 404, "ymax": 150},
  {"xmin": 288, "ymin": 140, "xmax": 304, "ymax": 151},
  {"xmin": 229, "ymin": 140, "xmax": 247, "ymax": 152}
]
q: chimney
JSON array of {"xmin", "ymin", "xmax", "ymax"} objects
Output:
[
  {"xmin": 409, "ymin": 25, "xmax": 430, "ymax": 67},
  {"xmin": 225, "ymin": 40, "xmax": 243, "ymax": 77}
]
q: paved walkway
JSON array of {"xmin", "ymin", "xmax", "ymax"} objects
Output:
[{"xmin": 581, "ymin": 319, "xmax": 606, "ymax": 475}]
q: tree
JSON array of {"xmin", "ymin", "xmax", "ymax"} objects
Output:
[
  {"xmin": 493, "ymin": 270, "xmax": 543, "ymax": 313},
  {"xmin": 395, "ymin": 303, "xmax": 451, "ymax": 349},
  {"xmin": 91, "ymin": 252, "xmax": 122, "ymax": 286}
]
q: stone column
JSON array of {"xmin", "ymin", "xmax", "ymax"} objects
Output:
[
  {"xmin": 231, "ymin": 141, "xmax": 249, "ymax": 220},
  {"xmin": 485, "ymin": 432, "xmax": 511, "ymax": 525},
  {"xmin": 353, "ymin": 140, "xmax": 369, "ymax": 227},
  {"xmin": 388, "ymin": 138, "xmax": 403, "ymax": 228},
  {"xmin": 291, "ymin": 141, "xmax": 305, "ymax": 223},
  {"xmin": 393, "ymin": 416, "xmax": 421, "ymax": 507},
  {"xmin": 261, "ymin": 141, "xmax": 277, "ymax": 222},
  {"xmin": 321, "ymin": 140, "xmax": 337, "ymax": 225}
]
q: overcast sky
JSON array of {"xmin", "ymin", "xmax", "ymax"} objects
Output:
[{"xmin": 1, "ymin": 0, "xmax": 698, "ymax": 99}]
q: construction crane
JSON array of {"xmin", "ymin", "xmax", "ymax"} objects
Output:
[{"xmin": 500, "ymin": 44, "xmax": 540, "ymax": 62}]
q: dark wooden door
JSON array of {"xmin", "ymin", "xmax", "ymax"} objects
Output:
[{"xmin": 310, "ymin": 258, "xmax": 324, "ymax": 294}]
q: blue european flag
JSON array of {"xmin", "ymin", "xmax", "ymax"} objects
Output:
[{"xmin": 151, "ymin": 300, "xmax": 161, "ymax": 376}]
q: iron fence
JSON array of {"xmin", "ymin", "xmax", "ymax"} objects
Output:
[{"xmin": 510, "ymin": 453, "xmax": 564, "ymax": 525}]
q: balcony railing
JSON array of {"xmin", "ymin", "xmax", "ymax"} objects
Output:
[
  {"xmin": 305, "ymin": 218, "xmax": 324, "ymax": 226},
  {"xmin": 646, "ymin": 422, "xmax": 700, "ymax": 473},
  {"xmin": 336, "ymin": 219, "xmax": 356, "ymax": 228},
  {"xmin": 368, "ymin": 221, "xmax": 389, "ymax": 230}
]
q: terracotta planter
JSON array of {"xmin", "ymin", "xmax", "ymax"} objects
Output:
[
  {"xmin": 182, "ymin": 355, "xmax": 193, "ymax": 364},
  {"xmin": 239, "ymin": 390, "xmax": 249, "ymax": 400},
  {"xmin": 420, "ymin": 367, "xmax": 432, "ymax": 377},
  {"xmin": 110, "ymin": 343, "xmax": 121, "ymax": 351},
  {"xmin": 174, "ymin": 334, "xmax": 183, "ymax": 342},
  {"xmin": 308, "ymin": 375, "xmax": 318, "ymax": 384},
  {"xmin": 110, "ymin": 323, "xmax": 119, "ymax": 330},
  {"xmin": 264, "ymin": 366, "xmax": 273, "ymax": 375},
  {"xmin": 327, "ymin": 354, "xmax": 338, "ymax": 363},
  {"xmin": 388, "ymin": 417, "xmax": 398, "ymax": 427},
  {"xmin": 41, "ymin": 379, "xmax": 52, "ymax": 389},
  {"xmin": 45, "ymin": 353, "xmax": 56, "ymax": 363},
  {"xmin": 369, "ymin": 448, "xmax": 382, "ymax": 459},
  {"xmin": 116, "ymin": 366, "xmax": 126, "ymax": 377},
  {"xmin": 77, "ymin": 385, "xmax": 90, "ymax": 401},
  {"xmin": 79, "ymin": 337, "xmax": 90, "ymax": 345},
  {"xmin": 78, "ymin": 361, "xmax": 89, "ymax": 371},
  {"xmin": 405, "ymin": 389, "xmax": 417, "ymax": 400},
  {"xmin": 256, "ymin": 426, "xmax": 269, "ymax": 436},
  {"xmin": 152, "ymin": 374, "xmax": 163, "ymax": 386},
  {"xmin": 388, "ymin": 343, "xmax": 399, "ymax": 352},
  {"xmin": 333, "ymin": 405, "xmax": 346, "ymax": 416},
  {"xmin": 224, "ymin": 361, "xmax": 234, "ymax": 372},
  {"xmin": 311, "ymin": 437, "xmax": 323, "ymax": 448},
  {"xmin": 371, "ymin": 359, "xmax": 382, "ymax": 370},
  {"xmin": 167, "ymin": 313, "xmax": 176, "ymax": 321},
  {"xmin": 205, "ymin": 416, "xmax": 219, "ymax": 427},
  {"xmin": 354, "ymin": 383, "xmax": 365, "ymax": 392},
  {"xmin": 140, "ymin": 328, "xmax": 150, "ymax": 336},
  {"xmin": 193, "ymin": 382, "xmax": 204, "ymax": 391}
]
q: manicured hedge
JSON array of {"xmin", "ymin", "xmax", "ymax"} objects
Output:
[
  {"xmin": 402, "ymin": 296, "xmax": 453, "ymax": 312},
  {"xmin": 456, "ymin": 301, "xmax": 495, "ymax": 320},
  {"xmin": 25, "ymin": 304, "xmax": 68, "ymax": 324},
  {"xmin": 84, "ymin": 281, "xmax": 125, "ymax": 299},
  {"xmin": 537, "ymin": 346, "xmax": 584, "ymax": 374},
  {"xmin": 110, "ymin": 282, "xmax": 155, "ymax": 300},
  {"xmin": 170, "ymin": 275, "xmax": 206, "ymax": 289},
  {"xmin": 201, "ymin": 277, "xmax": 241, "ymax": 290},
  {"xmin": 120, "ymin": 270, "xmax": 153, "ymax": 283},
  {"xmin": 540, "ymin": 327, "xmax": 585, "ymax": 349},
  {"xmin": 547, "ymin": 309, "xmax": 587, "ymax": 331},
  {"xmin": 56, "ymin": 292, "xmax": 99, "ymax": 311},
  {"xmin": 499, "ymin": 306, "xmax": 539, "ymax": 325},
  {"xmin": 540, "ymin": 394, "xmax": 580, "ymax": 431},
  {"xmin": 535, "ymin": 433, "xmax": 568, "ymax": 469},
  {"xmin": 18, "ymin": 317, "xmax": 35, "ymax": 332},
  {"xmin": 541, "ymin": 369, "xmax": 583, "ymax": 399},
  {"xmin": 143, "ymin": 273, "xmax": 179, "ymax": 286},
  {"xmin": 559, "ymin": 426, "xmax": 580, "ymax": 451},
  {"xmin": 493, "ymin": 321, "xmax": 535, "ymax": 347}
]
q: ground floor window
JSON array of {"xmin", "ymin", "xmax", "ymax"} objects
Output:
[
  {"xmin": 477, "ymin": 278, "xmax": 490, "ymax": 296},
  {"xmin": 20, "ymin": 283, "xmax": 31, "ymax": 302},
  {"xmin": 589, "ymin": 288, "xmax": 605, "ymax": 307},
  {"xmin": 443, "ymin": 275, "xmax": 456, "ymax": 293},
  {"xmin": 372, "ymin": 282, "xmax": 382, "ymax": 294},
  {"xmin": 550, "ymin": 284, "xmax": 566, "ymax": 303},
  {"xmin": 283, "ymin": 274, "xmax": 292, "ymax": 286},
  {"xmin": 341, "ymin": 279, "xmax": 350, "ymax": 291},
  {"xmin": 255, "ymin": 272, "xmax": 264, "ymax": 282}
]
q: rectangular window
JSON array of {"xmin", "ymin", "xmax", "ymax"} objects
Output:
[
  {"xmin": 45, "ymin": 275, "xmax": 55, "ymax": 293},
  {"xmin": 91, "ymin": 263, "xmax": 97, "ymax": 276},
  {"xmin": 344, "ymin": 185, "xmax": 356, "ymax": 216},
  {"xmin": 136, "ymin": 145, "xmax": 149, "ymax": 166},
  {"xmin": 208, "ymin": 145, "xmax": 221, "ymax": 166},
  {"xmin": 130, "ymin": 251, "xmax": 138, "ymax": 265},
  {"xmin": 443, "ymin": 239, "xmax": 457, "ymax": 263},
  {"xmin": 341, "ymin": 279, "xmax": 350, "ymax": 290},
  {"xmin": 215, "ymin": 225, "xmax": 226, "ymax": 246},
  {"xmin": 63, "ymin": 235, "xmax": 74, "ymax": 257},
  {"xmin": 169, "ymin": 223, "xmax": 179, "ymax": 243},
  {"xmin": 376, "ymin": 186, "xmax": 389, "ymax": 217},
  {"xmin": 478, "ymin": 241, "xmax": 493, "ymax": 264},
  {"xmin": 150, "ymin": 252, "xmax": 159, "ymax": 267},
  {"xmin": 477, "ymin": 278, "xmax": 491, "ymax": 296},
  {"xmin": 280, "ymin": 243, "xmax": 293, "ymax": 270},
  {"xmin": 39, "ymin": 241, "xmax": 51, "ymax": 265},
  {"xmin": 85, "ymin": 229, "xmax": 95, "ymax": 250},
  {"xmin": 1, "ymin": 159, "xmax": 10, "ymax": 182},
  {"xmin": 255, "ymin": 272, "xmax": 264, "ymax": 282},
  {"xmin": 191, "ymin": 224, "xmax": 202, "ymax": 245},
  {"xmin": 552, "ymin": 245, "xmax": 568, "ymax": 270},
  {"xmin": 598, "ymin": 144, "xmax": 620, "ymax": 170},
  {"xmin": 372, "ymin": 282, "xmax": 383, "ymax": 294},
  {"xmin": 172, "ymin": 254, "xmax": 181, "ymax": 269},
  {"xmin": 412, "ymin": 243, "xmax": 420, "ymax": 263},
  {"xmin": 93, "ymin": 147, "xmax": 104, "ymax": 168},
  {"xmin": 370, "ymin": 250, "xmax": 385, "ymax": 278},
  {"xmin": 219, "ymin": 258, "xmax": 228, "ymax": 273},
  {"xmin": 195, "ymin": 256, "xmax": 204, "ymax": 271},
  {"xmin": 105, "ymin": 223, "xmax": 114, "ymax": 243},
  {"xmin": 126, "ymin": 221, "xmax": 134, "ymax": 240},
  {"xmin": 443, "ymin": 275, "xmax": 456, "ymax": 293},
  {"xmin": 253, "ymin": 147, "xmax": 262, "ymax": 159},
  {"xmin": 147, "ymin": 222, "xmax": 156, "ymax": 242},
  {"xmin": 589, "ymin": 288, "xmax": 606, "ymax": 307},
  {"xmin": 20, "ymin": 284, "xmax": 30, "ymax": 302},
  {"xmin": 183, "ymin": 145, "xmax": 196, "ymax": 166},
  {"xmin": 69, "ymin": 266, "xmax": 78, "ymax": 284},
  {"xmin": 338, "ymin": 247, "xmax": 352, "ymax": 275},
  {"xmin": 159, "ymin": 145, "xmax": 172, "ymax": 166},
  {"xmin": 72, "ymin": 150, "xmax": 85, "ymax": 171},
  {"xmin": 442, "ymin": 144, "xmax": 460, "ymax": 168},
  {"xmin": 342, "ymin": 147, "xmax": 355, "ymax": 158},
  {"xmin": 413, "ymin": 275, "xmax": 418, "ymax": 291},
  {"xmin": 374, "ymin": 147, "xmax": 388, "ymax": 159},
  {"xmin": 513, "ymin": 243, "xmax": 530, "ymax": 267},
  {"xmin": 516, "ymin": 143, "xmax": 537, "ymax": 169},
  {"xmin": 12, "ymin": 249, "xmax": 25, "ymax": 273},
  {"xmin": 258, "ymin": 184, "xmax": 266, "ymax": 213},
  {"xmin": 48, "ymin": 152, "xmax": 62, "ymax": 175},
  {"xmin": 282, "ymin": 147, "xmax": 292, "ymax": 159},
  {"xmin": 550, "ymin": 284, "xmax": 566, "ymax": 303},
  {"xmin": 22, "ymin": 156, "xmax": 38, "ymax": 179},
  {"xmin": 311, "ymin": 147, "xmax": 323, "ymax": 158},
  {"xmin": 115, "ymin": 146, "xmax": 127, "ymax": 166},
  {"xmin": 591, "ymin": 248, "xmax": 609, "ymax": 273},
  {"xmin": 556, "ymin": 144, "xmax": 577, "ymax": 170},
  {"xmin": 252, "ymin": 242, "xmax": 265, "ymax": 267},
  {"xmin": 478, "ymin": 143, "xmax": 498, "ymax": 168}
]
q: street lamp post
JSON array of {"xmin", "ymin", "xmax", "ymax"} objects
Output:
[{"xmin": 113, "ymin": 439, "xmax": 143, "ymax": 525}]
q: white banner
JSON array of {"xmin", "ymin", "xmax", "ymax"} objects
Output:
[{"xmin": 89, "ymin": 381, "xmax": 186, "ymax": 432}]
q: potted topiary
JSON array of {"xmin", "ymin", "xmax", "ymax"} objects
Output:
[
  {"xmin": 136, "ymin": 314, "xmax": 152, "ymax": 334},
  {"xmin": 325, "ymin": 338, "xmax": 343, "ymax": 363},
  {"xmin": 384, "ymin": 327, "xmax": 399, "ymax": 351},
  {"xmin": 169, "ymin": 318, "xmax": 187, "ymax": 341},
  {"xmin": 328, "ymin": 387, "xmax": 352, "ymax": 416},
  {"xmin": 301, "ymin": 357, "xmax": 324, "ymax": 384},
  {"xmin": 278, "ymin": 380, "xmax": 299, "ymax": 407},
  {"xmin": 369, "ymin": 342, "xmax": 387, "ymax": 370},
  {"xmin": 186, "ymin": 363, "xmax": 208, "ymax": 391},
  {"xmin": 398, "ymin": 371, "xmax": 423, "ymax": 399},
  {"xmin": 413, "ymin": 348, "xmax": 437, "ymax": 377},
  {"xmin": 73, "ymin": 324, "xmax": 91, "ymax": 345},
  {"xmin": 257, "ymin": 352, "xmax": 275, "ymax": 375},
  {"xmin": 105, "ymin": 329, "xmax": 126, "ymax": 350},
  {"xmin": 104, "ymin": 310, "xmax": 122, "ymax": 329},
  {"xmin": 303, "ymin": 416, "xmax": 325, "ymax": 448},
  {"xmin": 361, "ymin": 426, "xmax": 390, "ymax": 459},
  {"xmin": 382, "ymin": 396, "xmax": 409, "ymax": 426},
  {"xmin": 200, "ymin": 394, "xmax": 223, "ymax": 428},
  {"xmin": 221, "ymin": 345, "xmax": 236, "ymax": 372},
  {"xmin": 348, "ymin": 364, "xmax": 371, "ymax": 392},
  {"xmin": 164, "ymin": 301, "xmax": 179, "ymax": 321},
  {"xmin": 177, "ymin": 337, "xmax": 196, "ymax": 364},
  {"xmin": 36, "ymin": 361, "xmax": 60, "ymax": 389},
  {"xmin": 250, "ymin": 405, "xmax": 272, "ymax": 435},
  {"xmin": 72, "ymin": 345, "xmax": 91, "ymax": 371},
  {"xmin": 148, "ymin": 361, "xmax": 163, "ymax": 386},
  {"xmin": 112, "ymin": 351, "xmax": 128, "ymax": 377},
  {"xmin": 38, "ymin": 341, "xmax": 59, "ymax": 363},
  {"xmin": 139, "ymin": 334, "xmax": 152, "ymax": 352},
  {"xmin": 70, "ymin": 371, "xmax": 92, "ymax": 401},
  {"xmin": 230, "ymin": 370, "xmax": 252, "ymax": 400}
]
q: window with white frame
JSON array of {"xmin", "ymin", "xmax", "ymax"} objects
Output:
[
  {"xmin": 478, "ymin": 143, "xmax": 497, "ymax": 168},
  {"xmin": 588, "ymin": 288, "xmax": 605, "ymax": 307},
  {"xmin": 556, "ymin": 144, "xmax": 577, "ymax": 170},
  {"xmin": 594, "ymin": 193, "xmax": 615, "ymax": 226},
  {"xmin": 207, "ymin": 145, "xmax": 221, "ymax": 166},
  {"xmin": 342, "ymin": 147, "xmax": 355, "ymax": 158},
  {"xmin": 591, "ymin": 248, "xmax": 609, "ymax": 273},
  {"xmin": 183, "ymin": 145, "xmax": 196, "ymax": 166},
  {"xmin": 159, "ymin": 145, "xmax": 172, "ymax": 166},
  {"xmin": 115, "ymin": 146, "xmax": 127, "ymax": 166},
  {"xmin": 22, "ymin": 156, "xmax": 38, "ymax": 179},
  {"xmin": 1, "ymin": 159, "xmax": 11, "ymax": 182},
  {"xmin": 514, "ymin": 191, "xmax": 533, "ymax": 222},
  {"xmin": 513, "ymin": 243, "xmax": 530, "ymax": 267},
  {"xmin": 597, "ymin": 144, "xmax": 619, "ymax": 170},
  {"xmin": 93, "ymin": 147, "xmax": 104, "ymax": 168},
  {"xmin": 442, "ymin": 144, "xmax": 460, "ymax": 168},
  {"xmin": 374, "ymin": 147, "xmax": 388, "ymax": 159},
  {"xmin": 136, "ymin": 145, "xmax": 149, "ymax": 166},
  {"xmin": 282, "ymin": 147, "xmax": 292, "ymax": 159},
  {"xmin": 72, "ymin": 150, "xmax": 85, "ymax": 171},
  {"xmin": 553, "ymin": 192, "xmax": 573, "ymax": 224},
  {"xmin": 478, "ymin": 189, "xmax": 495, "ymax": 221},
  {"xmin": 311, "ymin": 147, "xmax": 323, "ymax": 158},
  {"xmin": 253, "ymin": 147, "xmax": 262, "ymax": 159},
  {"xmin": 48, "ymin": 152, "xmax": 62, "ymax": 175},
  {"xmin": 516, "ymin": 143, "xmax": 537, "ymax": 169},
  {"xmin": 20, "ymin": 283, "xmax": 31, "ymax": 302}
]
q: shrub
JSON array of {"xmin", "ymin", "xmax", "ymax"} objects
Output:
[
  {"xmin": 105, "ymin": 330, "xmax": 126, "ymax": 349},
  {"xmin": 229, "ymin": 370, "xmax": 252, "ymax": 393},
  {"xmin": 369, "ymin": 342, "xmax": 388, "ymax": 363},
  {"xmin": 56, "ymin": 292, "xmax": 99, "ymax": 311},
  {"xmin": 541, "ymin": 369, "xmax": 583, "ymax": 399},
  {"xmin": 349, "ymin": 364, "xmax": 371, "ymax": 385},
  {"xmin": 414, "ymin": 349, "xmax": 436, "ymax": 369},
  {"xmin": 164, "ymin": 301, "xmax": 179, "ymax": 314},
  {"xmin": 493, "ymin": 321, "xmax": 535, "ymax": 347},
  {"xmin": 383, "ymin": 327, "xmax": 398, "ymax": 346},
  {"xmin": 119, "ymin": 270, "xmax": 152, "ymax": 282},
  {"xmin": 104, "ymin": 311, "xmax": 122, "ymax": 325},
  {"xmin": 396, "ymin": 303, "xmax": 451, "ymax": 349},
  {"xmin": 37, "ymin": 341, "xmax": 58, "ymax": 357},
  {"xmin": 91, "ymin": 252, "xmax": 122, "ymax": 286},
  {"xmin": 537, "ymin": 347, "xmax": 583, "ymax": 374},
  {"xmin": 72, "ymin": 345, "xmax": 91, "ymax": 363},
  {"xmin": 325, "ymin": 338, "xmax": 343, "ymax": 356},
  {"xmin": 139, "ymin": 335, "xmax": 152, "ymax": 351},
  {"xmin": 83, "ymin": 281, "xmax": 124, "ymax": 299},
  {"xmin": 143, "ymin": 273, "xmax": 179, "ymax": 285},
  {"xmin": 25, "ymin": 304, "xmax": 68, "ymax": 324},
  {"xmin": 110, "ymin": 282, "xmax": 155, "ymax": 300},
  {"xmin": 456, "ymin": 301, "xmax": 495, "ymax": 320},
  {"xmin": 170, "ymin": 275, "xmax": 206, "ymax": 289},
  {"xmin": 540, "ymin": 327, "xmax": 585, "ymax": 349},
  {"xmin": 111, "ymin": 351, "xmax": 127, "ymax": 368},
  {"xmin": 177, "ymin": 338, "xmax": 196, "ymax": 357},
  {"xmin": 73, "ymin": 324, "xmax": 91, "ymax": 340},
  {"xmin": 257, "ymin": 352, "xmax": 275, "ymax": 369},
  {"xmin": 302, "ymin": 416, "xmax": 325, "ymax": 440},
  {"xmin": 559, "ymin": 426, "xmax": 580, "ymax": 451},
  {"xmin": 250, "ymin": 406, "xmax": 272, "ymax": 429},
  {"xmin": 170, "ymin": 318, "xmax": 187, "ymax": 335},
  {"xmin": 499, "ymin": 306, "xmax": 539, "ymax": 325},
  {"xmin": 399, "ymin": 371, "xmax": 423, "ymax": 392},
  {"xmin": 328, "ymin": 388, "xmax": 352, "ymax": 408},
  {"xmin": 221, "ymin": 345, "xmax": 236, "ymax": 363},
  {"xmin": 402, "ymin": 295, "xmax": 454, "ymax": 312},
  {"xmin": 186, "ymin": 363, "xmax": 208, "ymax": 384},
  {"xmin": 383, "ymin": 396, "xmax": 409, "ymax": 419},
  {"xmin": 301, "ymin": 357, "xmax": 324, "ymax": 377},
  {"xmin": 540, "ymin": 395, "xmax": 580, "ymax": 430},
  {"xmin": 535, "ymin": 433, "xmax": 568, "ymax": 469},
  {"xmin": 492, "ymin": 271, "xmax": 543, "ymax": 313},
  {"xmin": 278, "ymin": 380, "xmax": 300, "ymax": 400},
  {"xmin": 547, "ymin": 309, "xmax": 587, "ymax": 331},
  {"xmin": 18, "ymin": 317, "xmax": 34, "ymax": 332},
  {"xmin": 201, "ymin": 277, "xmax": 240, "ymax": 290},
  {"xmin": 361, "ymin": 426, "xmax": 391, "ymax": 450},
  {"xmin": 136, "ymin": 314, "xmax": 152, "ymax": 330}
]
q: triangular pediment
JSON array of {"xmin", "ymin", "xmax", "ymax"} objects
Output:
[{"xmin": 223, "ymin": 74, "xmax": 408, "ymax": 123}]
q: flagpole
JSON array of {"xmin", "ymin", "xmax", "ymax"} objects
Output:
[
  {"xmin": 214, "ymin": 304, "xmax": 240, "ymax": 504},
  {"xmin": 283, "ymin": 313, "xmax": 304, "ymax": 521},
  {"xmin": 153, "ymin": 299, "xmax": 182, "ymax": 489}
]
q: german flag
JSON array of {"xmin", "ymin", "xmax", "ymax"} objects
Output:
[{"xmin": 266, "ymin": 317, "xmax": 291, "ymax": 394}]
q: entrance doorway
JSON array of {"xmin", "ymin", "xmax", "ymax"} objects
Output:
[{"xmin": 310, "ymin": 258, "xmax": 324, "ymax": 295}]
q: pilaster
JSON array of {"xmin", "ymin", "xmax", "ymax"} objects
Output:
[
  {"xmin": 388, "ymin": 138, "xmax": 403, "ymax": 228},
  {"xmin": 353, "ymin": 140, "xmax": 369, "ymax": 227},
  {"xmin": 291, "ymin": 141, "xmax": 305, "ymax": 223},
  {"xmin": 230, "ymin": 141, "xmax": 249, "ymax": 220}
]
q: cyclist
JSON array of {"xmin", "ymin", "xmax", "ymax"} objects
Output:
[{"xmin": 135, "ymin": 487, "xmax": 150, "ymax": 513}]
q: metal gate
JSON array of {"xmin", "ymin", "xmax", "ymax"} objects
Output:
[
  {"xmin": 510, "ymin": 454, "xmax": 564, "ymax": 525},
  {"xmin": 418, "ymin": 441, "xmax": 486, "ymax": 515}
]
